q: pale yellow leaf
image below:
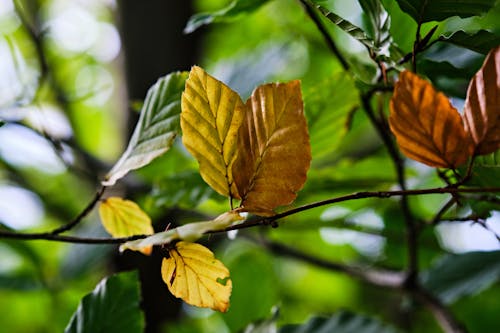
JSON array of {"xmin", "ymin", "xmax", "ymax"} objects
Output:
[
  {"xmin": 389, "ymin": 70, "xmax": 473, "ymax": 168},
  {"xmin": 99, "ymin": 197, "xmax": 154, "ymax": 254},
  {"xmin": 233, "ymin": 80, "xmax": 311, "ymax": 216},
  {"xmin": 162, "ymin": 241, "xmax": 232, "ymax": 312},
  {"xmin": 181, "ymin": 66, "xmax": 245, "ymax": 198},
  {"xmin": 464, "ymin": 46, "xmax": 500, "ymax": 155}
]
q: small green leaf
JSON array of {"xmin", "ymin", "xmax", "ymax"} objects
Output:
[
  {"xmin": 395, "ymin": 0, "xmax": 496, "ymax": 23},
  {"xmin": 304, "ymin": 72, "xmax": 359, "ymax": 160},
  {"xmin": 64, "ymin": 271, "xmax": 144, "ymax": 333},
  {"xmin": 359, "ymin": 0, "xmax": 392, "ymax": 54},
  {"xmin": 279, "ymin": 311, "xmax": 399, "ymax": 333},
  {"xmin": 463, "ymin": 150, "xmax": 500, "ymax": 187},
  {"xmin": 439, "ymin": 30, "xmax": 500, "ymax": 54},
  {"xmin": 184, "ymin": 0, "xmax": 270, "ymax": 33},
  {"xmin": 421, "ymin": 251, "xmax": 500, "ymax": 304},
  {"xmin": 315, "ymin": 4, "xmax": 374, "ymax": 50},
  {"xmin": 102, "ymin": 72, "xmax": 188, "ymax": 186}
]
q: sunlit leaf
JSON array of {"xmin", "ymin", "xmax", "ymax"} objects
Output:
[
  {"xmin": 99, "ymin": 197, "xmax": 154, "ymax": 254},
  {"xmin": 395, "ymin": 0, "xmax": 496, "ymax": 23},
  {"xmin": 65, "ymin": 271, "xmax": 144, "ymax": 333},
  {"xmin": 161, "ymin": 242, "xmax": 232, "ymax": 312},
  {"xmin": 233, "ymin": 80, "xmax": 311, "ymax": 216},
  {"xmin": 279, "ymin": 311, "xmax": 398, "ymax": 333},
  {"xmin": 439, "ymin": 30, "xmax": 500, "ymax": 55},
  {"xmin": 463, "ymin": 46, "xmax": 500, "ymax": 155},
  {"xmin": 389, "ymin": 70, "xmax": 473, "ymax": 168},
  {"xmin": 184, "ymin": 0, "xmax": 270, "ymax": 33},
  {"xmin": 120, "ymin": 211, "xmax": 243, "ymax": 252},
  {"xmin": 181, "ymin": 66, "xmax": 245, "ymax": 199},
  {"xmin": 102, "ymin": 72, "xmax": 188, "ymax": 186}
]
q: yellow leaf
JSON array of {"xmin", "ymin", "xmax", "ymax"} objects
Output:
[
  {"xmin": 389, "ymin": 71, "xmax": 473, "ymax": 168},
  {"xmin": 181, "ymin": 66, "xmax": 245, "ymax": 199},
  {"xmin": 233, "ymin": 80, "xmax": 311, "ymax": 216},
  {"xmin": 464, "ymin": 46, "xmax": 500, "ymax": 155},
  {"xmin": 162, "ymin": 241, "xmax": 232, "ymax": 312},
  {"xmin": 99, "ymin": 197, "xmax": 154, "ymax": 254}
]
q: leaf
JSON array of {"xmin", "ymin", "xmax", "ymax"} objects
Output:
[
  {"xmin": 181, "ymin": 66, "xmax": 245, "ymax": 199},
  {"xmin": 395, "ymin": 0, "xmax": 496, "ymax": 23},
  {"xmin": 421, "ymin": 251, "xmax": 500, "ymax": 304},
  {"xmin": 279, "ymin": 311, "xmax": 399, "ymax": 333},
  {"xmin": 233, "ymin": 80, "xmax": 311, "ymax": 216},
  {"xmin": 102, "ymin": 72, "xmax": 188, "ymax": 186},
  {"xmin": 463, "ymin": 150, "xmax": 500, "ymax": 187},
  {"xmin": 161, "ymin": 241, "xmax": 232, "ymax": 312},
  {"xmin": 99, "ymin": 197, "xmax": 154, "ymax": 254},
  {"xmin": 463, "ymin": 46, "xmax": 500, "ymax": 155},
  {"xmin": 120, "ymin": 211, "xmax": 243, "ymax": 252},
  {"xmin": 439, "ymin": 30, "xmax": 500, "ymax": 55},
  {"xmin": 65, "ymin": 270, "xmax": 144, "ymax": 333},
  {"xmin": 315, "ymin": 4, "xmax": 375, "ymax": 50},
  {"xmin": 305, "ymin": 72, "xmax": 359, "ymax": 160},
  {"xmin": 359, "ymin": 0, "xmax": 392, "ymax": 54},
  {"xmin": 184, "ymin": 0, "xmax": 270, "ymax": 33},
  {"xmin": 389, "ymin": 70, "xmax": 473, "ymax": 168}
]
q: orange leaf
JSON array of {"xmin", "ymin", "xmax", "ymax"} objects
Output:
[
  {"xmin": 233, "ymin": 80, "xmax": 311, "ymax": 216},
  {"xmin": 389, "ymin": 71, "xmax": 472, "ymax": 168},
  {"xmin": 463, "ymin": 46, "xmax": 500, "ymax": 155}
]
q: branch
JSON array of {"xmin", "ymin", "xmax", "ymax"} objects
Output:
[
  {"xmin": 259, "ymin": 238, "xmax": 405, "ymax": 288},
  {"xmin": 49, "ymin": 186, "xmax": 106, "ymax": 235},
  {"xmin": 298, "ymin": 0, "xmax": 350, "ymax": 71},
  {"xmin": 0, "ymin": 229, "xmax": 145, "ymax": 244}
]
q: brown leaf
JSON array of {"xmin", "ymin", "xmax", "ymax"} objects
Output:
[
  {"xmin": 233, "ymin": 80, "xmax": 311, "ymax": 216},
  {"xmin": 463, "ymin": 46, "xmax": 500, "ymax": 155},
  {"xmin": 389, "ymin": 70, "xmax": 473, "ymax": 168}
]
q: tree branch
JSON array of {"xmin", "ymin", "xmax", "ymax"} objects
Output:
[{"xmin": 298, "ymin": 0, "xmax": 350, "ymax": 71}]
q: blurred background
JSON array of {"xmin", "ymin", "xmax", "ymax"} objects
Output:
[{"xmin": 0, "ymin": 0, "xmax": 499, "ymax": 332}]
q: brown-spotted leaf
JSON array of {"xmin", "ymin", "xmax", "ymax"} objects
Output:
[
  {"xmin": 181, "ymin": 66, "xmax": 245, "ymax": 198},
  {"xmin": 161, "ymin": 241, "xmax": 232, "ymax": 312},
  {"xmin": 464, "ymin": 46, "xmax": 500, "ymax": 155},
  {"xmin": 389, "ymin": 70, "xmax": 473, "ymax": 168},
  {"xmin": 233, "ymin": 80, "xmax": 311, "ymax": 216}
]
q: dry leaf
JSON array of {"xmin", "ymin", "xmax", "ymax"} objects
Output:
[
  {"xmin": 99, "ymin": 197, "xmax": 154, "ymax": 255},
  {"xmin": 389, "ymin": 70, "xmax": 472, "ymax": 168},
  {"xmin": 162, "ymin": 241, "xmax": 232, "ymax": 312},
  {"xmin": 464, "ymin": 46, "xmax": 500, "ymax": 155},
  {"xmin": 181, "ymin": 66, "xmax": 245, "ymax": 198},
  {"xmin": 233, "ymin": 81, "xmax": 311, "ymax": 216}
]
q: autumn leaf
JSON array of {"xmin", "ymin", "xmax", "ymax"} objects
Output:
[
  {"xmin": 181, "ymin": 66, "xmax": 245, "ymax": 199},
  {"xmin": 389, "ymin": 70, "xmax": 472, "ymax": 168},
  {"xmin": 162, "ymin": 241, "xmax": 232, "ymax": 312},
  {"xmin": 463, "ymin": 46, "xmax": 500, "ymax": 155},
  {"xmin": 233, "ymin": 81, "xmax": 311, "ymax": 216},
  {"xmin": 99, "ymin": 197, "xmax": 154, "ymax": 254}
]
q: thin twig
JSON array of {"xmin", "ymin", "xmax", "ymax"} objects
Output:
[
  {"xmin": 0, "ymin": 229, "xmax": 145, "ymax": 244},
  {"xmin": 50, "ymin": 186, "xmax": 106, "ymax": 235},
  {"xmin": 298, "ymin": 0, "xmax": 350, "ymax": 71}
]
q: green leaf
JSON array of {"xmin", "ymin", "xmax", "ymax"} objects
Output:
[
  {"xmin": 102, "ymin": 71, "xmax": 188, "ymax": 186},
  {"xmin": 315, "ymin": 4, "xmax": 374, "ymax": 50},
  {"xmin": 422, "ymin": 251, "xmax": 500, "ymax": 304},
  {"xmin": 304, "ymin": 72, "xmax": 359, "ymax": 161},
  {"xmin": 439, "ymin": 30, "xmax": 500, "ymax": 54},
  {"xmin": 64, "ymin": 270, "xmax": 144, "ymax": 333},
  {"xmin": 359, "ymin": 0, "xmax": 392, "ymax": 53},
  {"xmin": 184, "ymin": 0, "xmax": 270, "ymax": 34},
  {"xmin": 0, "ymin": 120, "xmax": 5, "ymax": 127},
  {"xmin": 395, "ymin": 0, "xmax": 496, "ymax": 23},
  {"xmin": 279, "ymin": 311, "xmax": 399, "ymax": 333},
  {"xmin": 464, "ymin": 150, "xmax": 500, "ymax": 187}
]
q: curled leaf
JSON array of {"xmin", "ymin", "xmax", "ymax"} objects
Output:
[
  {"xmin": 389, "ymin": 71, "xmax": 473, "ymax": 168},
  {"xmin": 181, "ymin": 66, "xmax": 245, "ymax": 198},
  {"xmin": 233, "ymin": 80, "xmax": 311, "ymax": 216},
  {"xmin": 99, "ymin": 197, "xmax": 154, "ymax": 255},
  {"xmin": 464, "ymin": 46, "xmax": 500, "ymax": 155},
  {"xmin": 162, "ymin": 241, "xmax": 232, "ymax": 312}
]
